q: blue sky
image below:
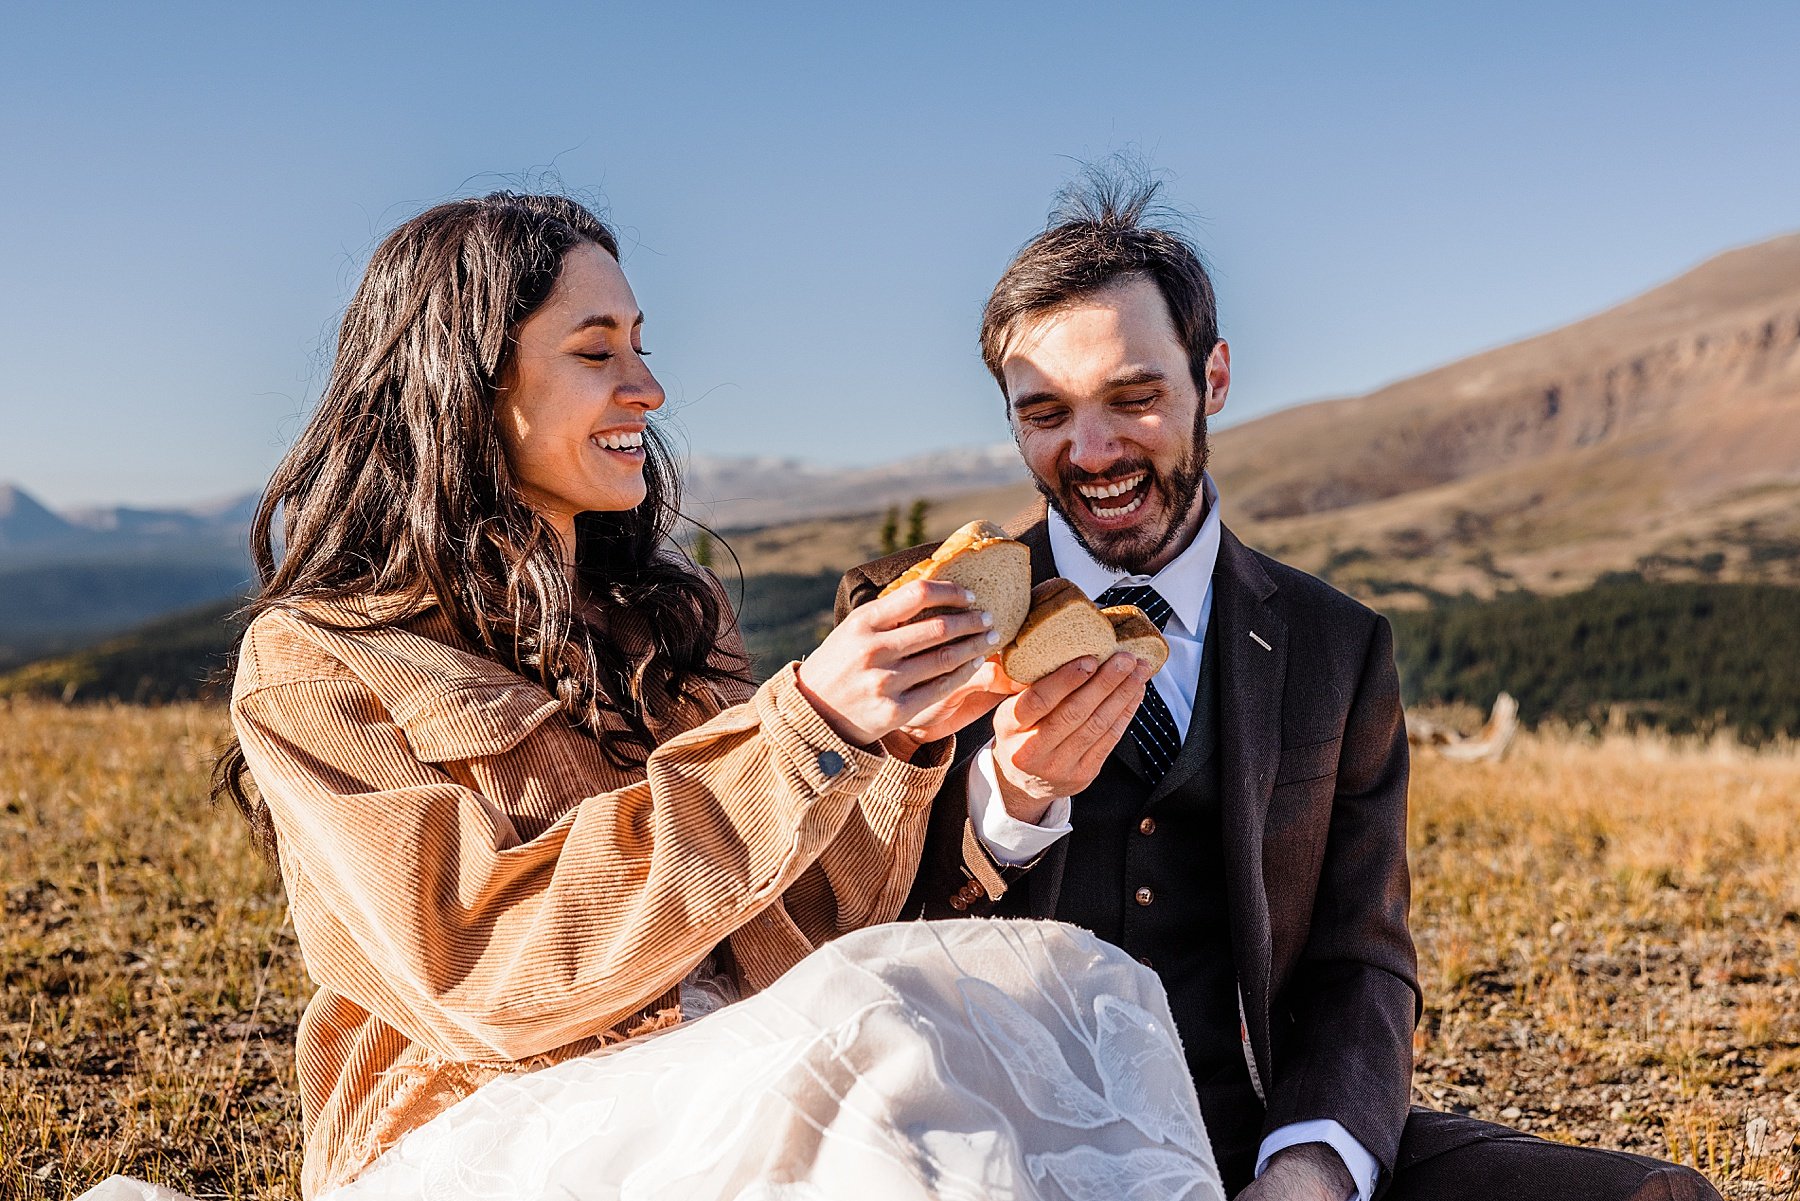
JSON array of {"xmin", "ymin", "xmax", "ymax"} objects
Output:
[{"xmin": 3, "ymin": 0, "xmax": 1797, "ymax": 508}]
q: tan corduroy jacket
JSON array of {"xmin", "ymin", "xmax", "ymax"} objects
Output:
[{"xmin": 229, "ymin": 598, "xmax": 950, "ymax": 1197}]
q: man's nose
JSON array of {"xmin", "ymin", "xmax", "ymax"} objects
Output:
[{"xmin": 1067, "ymin": 417, "xmax": 1122, "ymax": 473}]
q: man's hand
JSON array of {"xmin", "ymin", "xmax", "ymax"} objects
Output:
[
  {"xmin": 1237, "ymin": 1144, "xmax": 1357, "ymax": 1201},
  {"xmin": 990, "ymin": 651, "xmax": 1151, "ymax": 823}
]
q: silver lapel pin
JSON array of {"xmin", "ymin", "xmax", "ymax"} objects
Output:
[{"xmin": 1248, "ymin": 630, "xmax": 1273, "ymax": 652}]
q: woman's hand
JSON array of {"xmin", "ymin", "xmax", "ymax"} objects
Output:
[
  {"xmin": 887, "ymin": 659, "xmax": 1022, "ymax": 755},
  {"xmin": 795, "ymin": 580, "xmax": 1002, "ymax": 748}
]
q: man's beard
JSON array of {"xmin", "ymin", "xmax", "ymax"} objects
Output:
[{"xmin": 1033, "ymin": 414, "xmax": 1209, "ymax": 576}]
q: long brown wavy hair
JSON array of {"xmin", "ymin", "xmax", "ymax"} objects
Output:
[{"xmin": 214, "ymin": 192, "xmax": 747, "ymax": 859}]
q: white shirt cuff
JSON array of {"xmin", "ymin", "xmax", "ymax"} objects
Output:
[
  {"xmin": 1256, "ymin": 1120, "xmax": 1377, "ymax": 1201},
  {"xmin": 965, "ymin": 741, "xmax": 1072, "ymax": 866}
]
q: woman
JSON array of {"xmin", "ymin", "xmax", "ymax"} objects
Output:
[{"xmin": 194, "ymin": 193, "xmax": 1221, "ymax": 1201}]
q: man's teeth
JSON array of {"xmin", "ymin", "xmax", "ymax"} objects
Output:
[
  {"xmin": 1075, "ymin": 473, "xmax": 1145, "ymax": 501},
  {"xmin": 594, "ymin": 431, "xmax": 644, "ymax": 451},
  {"xmin": 1090, "ymin": 494, "xmax": 1145, "ymax": 519}
]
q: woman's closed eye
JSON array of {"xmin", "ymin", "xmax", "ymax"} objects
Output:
[{"xmin": 575, "ymin": 346, "xmax": 651, "ymax": 363}]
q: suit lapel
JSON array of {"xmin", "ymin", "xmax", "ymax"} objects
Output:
[
  {"xmin": 1213, "ymin": 526, "xmax": 1286, "ymax": 1071},
  {"xmin": 1146, "ymin": 613, "xmax": 1218, "ymax": 805}
]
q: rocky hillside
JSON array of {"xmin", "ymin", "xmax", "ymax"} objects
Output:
[{"xmin": 1210, "ymin": 233, "xmax": 1800, "ymax": 602}]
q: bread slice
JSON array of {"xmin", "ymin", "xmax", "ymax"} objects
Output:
[
  {"xmin": 1103, "ymin": 605, "xmax": 1170, "ymax": 672},
  {"xmin": 878, "ymin": 520, "xmax": 1031, "ymax": 645},
  {"xmin": 1001, "ymin": 579, "xmax": 1119, "ymax": 683}
]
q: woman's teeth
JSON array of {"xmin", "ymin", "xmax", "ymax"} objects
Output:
[{"xmin": 593, "ymin": 431, "xmax": 644, "ymax": 452}]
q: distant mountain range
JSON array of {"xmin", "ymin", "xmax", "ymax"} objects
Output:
[
  {"xmin": 0, "ymin": 485, "xmax": 257, "ymax": 669},
  {"xmin": 0, "ymin": 448, "xmax": 1029, "ymax": 666},
  {"xmin": 4, "ymin": 229, "xmax": 1797, "ymax": 672},
  {"xmin": 682, "ymin": 444, "xmax": 1026, "ymax": 530},
  {"xmin": 0, "ymin": 483, "xmax": 255, "ymax": 564}
]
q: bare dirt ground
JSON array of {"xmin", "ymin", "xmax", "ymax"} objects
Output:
[{"xmin": 2, "ymin": 699, "xmax": 1796, "ymax": 1199}]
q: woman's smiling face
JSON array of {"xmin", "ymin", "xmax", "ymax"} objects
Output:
[{"xmin": 496, "ymin": 242, "xmax": 665, "ymax": 548}]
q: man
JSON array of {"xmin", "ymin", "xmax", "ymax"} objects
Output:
[{"xmin": 836, "ymin": 176, "xmax": 1719, "ymax": 1201}]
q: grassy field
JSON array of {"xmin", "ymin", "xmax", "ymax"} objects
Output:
[{"xmin": 2, "ymin": 700, "xmax": 1797, "ymax": 1200}]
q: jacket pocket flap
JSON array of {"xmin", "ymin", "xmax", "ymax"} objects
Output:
[
  {"xmin": 393, "ymin": 682, "xmax": 564, "ymax": 763},
  {"xmin": 1273, "ymin": 736, "xmax": 1341, "ymax": 787}
]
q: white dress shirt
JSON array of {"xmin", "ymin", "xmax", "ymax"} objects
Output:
[{"xmin": 964, "ymin": 474, "xmax": 1376, "ymax": 1201}]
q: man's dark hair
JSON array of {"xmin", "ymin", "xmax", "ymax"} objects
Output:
[{"xmin": 980, "ymin": 166, "xmax": 1219, "ymax": 402}]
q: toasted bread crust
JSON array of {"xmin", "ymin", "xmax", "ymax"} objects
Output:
[
  {"xmin": 1103, "ymin": 605, "xmax": 1171, "ymax": 671},
  {"xmin": 876, "ymin": 520, "xmax": 1033, "ymax": 646},
  {"xmin": 1002, "ymin": 578, "xmax": 1116, "ymax": 683},
  {"xmin": 877, "ymin": 521, "xmax": 1014, "ymax": 597}
]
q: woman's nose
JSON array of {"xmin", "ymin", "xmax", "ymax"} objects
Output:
[{"xmin": 620, "ymin": 356, "xmax": 665, "ymax": 411}]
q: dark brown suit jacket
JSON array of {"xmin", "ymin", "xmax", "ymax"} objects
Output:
[{"xmin": 835, "ymin": 507, "xmax": 1423, "ymax": 1178}]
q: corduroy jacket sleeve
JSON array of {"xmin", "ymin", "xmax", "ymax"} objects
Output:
[
  {"xmin": 233, "ymin": 611, "xmax": 945, "ymax": 1065},
  {"xmin": 709, "ymin": 606, "xmax": 956, "ymax": 985}
]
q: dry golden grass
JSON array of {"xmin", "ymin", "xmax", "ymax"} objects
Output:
[
  {"xmin": 0, "ymin": 701, "xmax": 304, "ymax": 1200},
  {"xmin": 2, "ymin": 699, "xmax": 1796, "ymax": 1198},
  {"xmin": 1410, "ymin": 731, "xmax": 1800, "ymax": 1198}
]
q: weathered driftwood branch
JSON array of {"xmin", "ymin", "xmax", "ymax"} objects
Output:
[{"xmin": 1406, "ymin": 692, "xmax": 1519, "ymax": 762}]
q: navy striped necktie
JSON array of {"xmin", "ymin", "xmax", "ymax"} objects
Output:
[{"xmin": 1094, "ymin": 583, "xmax": 1182, "ymax": 782}]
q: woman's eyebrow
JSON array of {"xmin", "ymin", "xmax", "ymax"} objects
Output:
[{"xmin": 567, "ymin": 312, "xmax": 645, "ymax": 333}]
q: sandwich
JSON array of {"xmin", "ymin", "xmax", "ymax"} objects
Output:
[
  {"xmin": 877, "ymin": 520, "xmax": 1033, "ymax": 646},
  {"xmin": 876, "ymin": 518, "xmax": 1169, "ymax": 685},
  {"xmin": 1000, "ymin": 580, "xmax": 1170, "ymax": 684},
  {"xmin": 1102, "ymin": 605, "xmax": 1171, "ymax": 673}
]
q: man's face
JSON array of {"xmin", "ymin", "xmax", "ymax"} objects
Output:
[{"xmin": 1001, "ymin": 275, "xmax": 1229, "ymax": 575}]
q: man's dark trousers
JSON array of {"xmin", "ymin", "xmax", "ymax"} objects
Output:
[{"xmin": 837, "ymin": 511, "xmax": 1720, "ymax": 1200}]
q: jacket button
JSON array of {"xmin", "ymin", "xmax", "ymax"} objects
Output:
[
  {"xmin": 817, "ymin": 750, "xmax": 845, "ymax": 779},
  {"xmin": 1137, "ymin": 955, "xmax": 1155, "ymax": 968},
  {"xmin": 1138, "ymin": 817, "xmax": 1156, "ymax": 835},
  {"xmin": 1135, "ymin": 886, "xmax": 1154, "ymax": 906}
]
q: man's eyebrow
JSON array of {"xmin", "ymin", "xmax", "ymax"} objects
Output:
[
  {"xmin": 1009, "ymin": 389, "xmax": 1061, "ymax": 412},
  {"xmin": 568, "ymin": 312, "xmax": 645, "ymax": 333},
  {"xmin": 1106, "ymin": 368, "xmax": 1167, "ymax": 390}
]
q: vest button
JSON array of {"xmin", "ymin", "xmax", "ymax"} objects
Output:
[
  {"xmin": 1137, "ymin": 955, "xmax": 1155, "ymax": 968},
  {"xmin": 1138, "ymin": 817, "xmax": 1156, "ymax": 835},
  {"xmin": 1135, "ymin": 886, "xmax": 1154, "ymax": 906}
]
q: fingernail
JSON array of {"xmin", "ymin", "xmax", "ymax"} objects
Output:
[
  {"xmin": 980, "ymin": 610, "xmax": 994, "ymax": 628},
  {"xmin": 962, "ymin": 589, "xmax": 977, "ymax": 605},
  {"xmin": 1079, "ymin": 658, "xmax": 1099, "ymax": 674},
  {"xmin": 986, "ymin": 629, "xmax": 1001, "ymax": 645},
  {"xmin": 1134, "ymin": 662, "xmax": 1154, "ymax": 681}
]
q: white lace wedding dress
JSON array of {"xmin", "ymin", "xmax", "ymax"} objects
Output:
[{"xmin": 83, "ymin": 920, "xmax": 1224, "ymax": 1201}]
